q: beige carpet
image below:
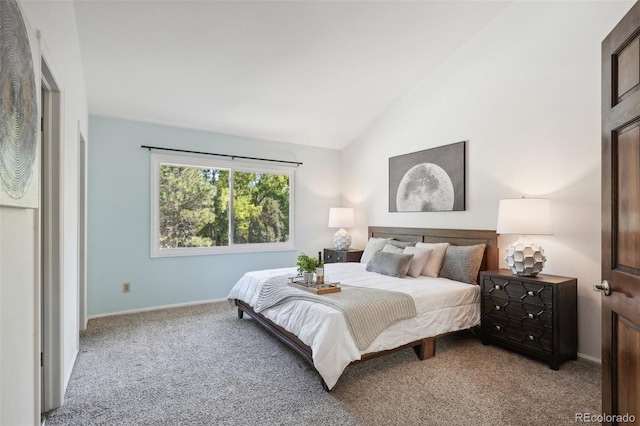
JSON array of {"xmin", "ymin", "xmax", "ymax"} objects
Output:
[{"xmin": 45, "ymin": 302, "xmax": 601, "ymax": 425}]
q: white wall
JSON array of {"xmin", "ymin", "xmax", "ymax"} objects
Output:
[
  {"xmin": 87, "ymin": 116, "xmax": 341, "ymax": 316},
  {"xmin": 0, "ymin": 1, "xmax": 88, "ymax": 424},
  {"xmin": 342, "ymin": 1, "xmax": 634, "ymax": 360},
  {"xmin": 0, "ymin": 208, "xmax": 38, "ymax": 426}
]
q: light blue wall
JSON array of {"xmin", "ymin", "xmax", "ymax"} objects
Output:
[{"xmin": 88, "ymin": 116, "xmax": 341, "ymax": 316}]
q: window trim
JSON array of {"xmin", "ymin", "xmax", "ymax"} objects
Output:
[{"xmin": 150, "ymin": 152, "xmax": 296, "ymax": 258}]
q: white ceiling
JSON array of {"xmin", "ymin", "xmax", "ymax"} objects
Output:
[{"xmin": 73, "ymin": 1, "xmax": 509, "ymax": 149}]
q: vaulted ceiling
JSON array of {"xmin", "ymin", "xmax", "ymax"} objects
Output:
[{"xmin": 73, "ymin": 1, "xmax": 509, "ymax": 149}]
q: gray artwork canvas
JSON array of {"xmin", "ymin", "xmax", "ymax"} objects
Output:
[
  {"xmin": 0, "ymin": 0, "xmax": 38, "ymax": 207},
  {"xmin": 389, "ymin": 141, "xmax": 466, "ymax": 212}
]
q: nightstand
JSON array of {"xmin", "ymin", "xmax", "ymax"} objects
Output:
[
  {"xmin": 480, "ymin": 269, "xmax": 577, "ymax": 370},
  {"xmin": 323, "ymin": 248, "xmax": 363, "ymax": 263}
]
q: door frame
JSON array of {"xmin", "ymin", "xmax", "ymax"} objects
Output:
[
  {"xmin": 39, "ymin": 32, "xmax": 65, "ymax": 414},
  {"xmin": 78, "ymin": 126, "xmax": 88, "ymax": 330}
]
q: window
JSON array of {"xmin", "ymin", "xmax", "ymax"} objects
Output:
[{"xmin": 151, "ymin": 153, "xmax": 296, "ymax": 257}]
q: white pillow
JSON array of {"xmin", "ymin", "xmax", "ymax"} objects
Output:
[
  {"xmin": 403, "ymin": 246, "xmax": 433, "ymax": 278},
  {"xmin": 415, "ymin": 242, "xmax": 450, "ymax": 277},
  {"xmin": 360, "ymin": 238, "xmax": 391, "ymax": 263},
  {"xmin": 382, "ymin": 244, "xmax": 404, "ymax": 254}
]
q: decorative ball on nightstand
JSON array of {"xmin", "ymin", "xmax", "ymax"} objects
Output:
[
  {"xmin": 504, "ymin": 237, "xmax": 546, "ymax": 276},
  {"xmin": 332, "ymin": 228, "xmax": 352, "ymax": 250}
]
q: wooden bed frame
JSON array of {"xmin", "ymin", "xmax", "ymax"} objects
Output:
[{"xmin": 233, "ymin": 226, "xmax": 498, "ymax": 390}]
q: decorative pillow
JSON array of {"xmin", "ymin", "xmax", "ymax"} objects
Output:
[
  {"xmin": 415, "ymin": 242, "xmax": 450, "ymax": 277},
  {"xmin": 439, "ymin": 244, "xmax": 486, "ymax": 285},
  {"xmin": 382, "ymin": 244, "xmax": 404, "ymax": 254},
  {"xmin": 360, "ymin": 238, "xmax": 391, "ymax": 263},
  {"xmin": 387, "ymin": 239, "xmax": 418, "ymax": 249},
  {"xmin": 403, "ymin": 246, "xmax": 433, "ymax": 278},
  {"xmin": 366, "ymin": 251, "xmax": 414, "ymax": 278}
]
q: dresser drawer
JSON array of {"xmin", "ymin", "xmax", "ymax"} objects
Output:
[
  {"xmin": 482, "ymin": 295, "xmax": 552, "ymax": 328},
  {"xmin": 324, "ymin": 250, "xmax": 345, "ymax": 263},
  {"xmin": 481, "ymin": 275, "xmax": 552, "ymax": 307},
  {"xmin": 482, "ymin": 319, "xmax": 553, "ymax": 354},
  {"xmin": 324, "ymin": 248, "xmax": 363, "ymax": 264}
]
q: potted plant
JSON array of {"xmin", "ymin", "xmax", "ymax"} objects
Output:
[{"xmin": 297, "ymin": 253, "xmax": 319, "ymax": 285}]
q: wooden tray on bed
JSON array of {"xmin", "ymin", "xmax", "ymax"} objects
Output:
[{"xmin": 288, "ymin": 278, "xmax": 341, "ymax": 294}]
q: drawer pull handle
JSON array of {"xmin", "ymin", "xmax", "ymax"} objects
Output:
[
  {"xmin": 527, "ymin": 313, "xmax": 535, "ymax": 319},
  {"xmin": 527, "ymin": 290, "xmax": 535, "ymax": 297},
  {"xmin": 495, "ymin": 325, "xmax": 501, "ymax": 331},
  {"xmin": 495, "ymin": 305, "xmax": 501, "ymax": 311},
  {"xmin": 528, "ymin": 335, "xmax": 535, "ymax": 341},
  {"xmin": 494, "ymin": 284, "xmax": 501, "ymax": 290}
]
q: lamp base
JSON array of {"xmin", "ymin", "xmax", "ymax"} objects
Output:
[
  {"xmin": 504, "ymin": 236, "xmax": 546, "ymax": 277},
  {"xmin": 333, "ymin": 228, "xmax": 352, "ymax": 250}
]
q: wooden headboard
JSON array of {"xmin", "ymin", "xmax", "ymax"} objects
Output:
[{"xmin": 368, "ymin": 226, "xmax": 499, "ymax": 278}]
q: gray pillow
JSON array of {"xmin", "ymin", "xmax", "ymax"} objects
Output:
[
  {"xmin": 382, "ymin": 244, "xmax": 404, "ymax": 254},
  {"xmin": 387, "ymin": 239, "xmax": 418, "ymax": 249},
  {"xmin": 366, "ymin": 251, "xmax": 414, "ymax": 278},
  {"xmin": 439, "ymin": 244, "xmax": 486, "ymax": 284}
]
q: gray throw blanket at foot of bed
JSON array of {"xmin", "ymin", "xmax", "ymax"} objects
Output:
[{"xmin": 253, "ymin": 275, "xmax": 417, "ymax": 351}]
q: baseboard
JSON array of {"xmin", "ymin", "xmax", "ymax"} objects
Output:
[
  {"xmin": 87, "ymin": 298, "xmax": 227, "ymax": 320},
  {"xmin": 577, "ymin": 352, "xmax": 601, "ymax": 364}
]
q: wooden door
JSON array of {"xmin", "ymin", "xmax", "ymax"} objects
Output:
[{"xmin": 602, "ymin": 3, "xmax": 640, "ymax": 423}]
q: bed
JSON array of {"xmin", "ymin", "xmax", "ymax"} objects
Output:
[{"xmin": 228, "ymin": 226, "xmax": 498, "ymax": 390}]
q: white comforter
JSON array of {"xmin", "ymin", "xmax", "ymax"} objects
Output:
[{"xmin": 228, "ymin": 262, "xmax": 480, "ymax": 389}]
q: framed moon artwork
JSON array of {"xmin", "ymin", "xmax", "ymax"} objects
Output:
[{"xmin": 389, "ymin": 141, "xmax": 466, "ymax": 212}]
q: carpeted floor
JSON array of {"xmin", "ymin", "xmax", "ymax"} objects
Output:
[{"xmin": 45, "ymin": 302, "xmax": 601, "ymax": 425}]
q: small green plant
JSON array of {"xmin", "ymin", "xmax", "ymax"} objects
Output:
[{"xmin": 297, "ymin": 253, "xmax": 319, "ymax": 275}]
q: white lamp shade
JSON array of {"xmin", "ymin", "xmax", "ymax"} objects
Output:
[
  {"xmin": 496, "ymin": 198, "xmax": 552, "ymax": 235},
  {"xmin": 328, "ymin": 207, "xmax": 355, "ymax": 228}
]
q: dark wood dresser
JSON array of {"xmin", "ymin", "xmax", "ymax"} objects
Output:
[
  {"xmin": 480, "ymin": 269, "xmax": 577, "ymax": 370},
  {"xmin": 323, "ymin": 248, "xmax": 363, "ymax": 264}
]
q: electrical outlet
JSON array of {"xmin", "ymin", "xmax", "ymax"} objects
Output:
[{"xmin": 123, "ymin": 282, "xmax": 131, "ymax": 293}]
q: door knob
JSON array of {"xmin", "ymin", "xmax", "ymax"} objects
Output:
[{"xmin": 593, "ymin": 280, "xmax": 612, "ymax": 296}]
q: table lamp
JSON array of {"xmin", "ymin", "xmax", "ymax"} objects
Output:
[
  {"xmin": 328, "ymin": 207, "xmax": 355, "ymax": 250},
  {"xmin": 496, "ymin": 198, "xmax": 552, "ymax": 276}
]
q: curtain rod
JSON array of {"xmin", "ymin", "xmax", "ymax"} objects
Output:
[{"xmin": 140, "ymin": 145, "xmax": 302, "ymax": 166}]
